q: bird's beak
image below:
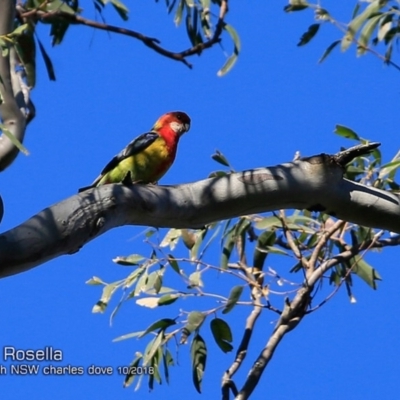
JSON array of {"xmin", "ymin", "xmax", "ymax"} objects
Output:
[{"xmin": 184, "ymin": 123, "xmax": 190, "ymax": 133}]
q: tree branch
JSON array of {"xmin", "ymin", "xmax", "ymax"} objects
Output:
[
  {"xmin": 1, "ymin": 147, "xmax": 400, "ymax": 279},
  {"xmin": 221, "ymin": 262, "xmax": 263, "ymax": 400},
  {"xmin": 236, "ymin": 287, "xmax": 311, "ymax": 400},
  {"xmin": 18, "ymin": 0, "xmax": 229, "ymax": 69},
  {"xmin": 221, "ymin": 301, "xmax": 261, "ymax": 400}
]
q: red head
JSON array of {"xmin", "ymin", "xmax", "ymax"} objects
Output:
[{"xmin": 153, "ymin": 111, "xmax": 191, "ymax": 137}]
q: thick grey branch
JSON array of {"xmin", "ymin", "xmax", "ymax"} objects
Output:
[
  {"xmin": 0, "ymin": 0, "xmax": 27, "ymax": 171},
  {"xmin": 1, "ymin": 155, "xmax": 400, "ymax": 278}
]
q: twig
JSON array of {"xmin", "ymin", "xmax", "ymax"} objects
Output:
[
  {"xmin": 309, "ymin": 3, "xmax": 400, "ymax": 71},
  {"xmin": 222, "ymin": 283, "xmax": 263, "ymax": 400},
  {"xmin": 307, "ymin": 220, "xmax": 345, "ymax": 276},
  {"xmin": 18, "ymin": 0, "xmax": 229, "ymax": 69},
  {"xmin": 307, "ymin": 230, "xmax": 383, "ymax": 312},
  {"xmin": 235, "ymin": 287, "xmax": 310, "ymax": 400},
  {"xmin": 278, "ymin": 210, "xmax": 308, "ymax": 268}
]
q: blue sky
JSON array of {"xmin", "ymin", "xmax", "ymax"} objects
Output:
[{"xmin": 1, "ymin": 1, "xmax": 400, "ymax": 399}]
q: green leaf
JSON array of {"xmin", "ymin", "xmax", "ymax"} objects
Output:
[
  {"xmin": 352, "ymin": 256, "xmax": 382, "ymax": 289},
  {"xmin": 110, "ymin": 0, "xmax": 129, "ymax": 20},
  {"xmin": 145, "ymin": 270, "xmax": 163, "ymax": 293},
  {"xmin": 92, "ymin": 280, "xmax": 122, "ymax": 313},
  {"xmin": 160, "ymin": 228, "xmax": 181, "ymax": 250},
  {"xmin": 315, "ymin": 7, "xmax": 330, "ymax": 21},
  {"xmin": 136, "ymin": 297, "xmax": 160, "ymax": 308},
  {"xmin": 181, "ymin": 229, "xmax": 196, "ymax": 249},
  {"xmin": 255, "ymin": 216, "xmax": 281, "ymax": 230},
  {"xmin": 329, "ymin": 270, "xmax": 340, "ymax": 286},
  {"xmin": 50, "ymin": 20, "xmax": 70, "ymax": 46},
  {"xmin": 139, "ymin": 318, "xmax": 176, "ymax": 338},
  {"xmin": 0, "ymin": 38, "xmax": 9, "ymax": 58},
  {"xmin": 264, "ymin": 246, "xmax": 289, "ymax": 256},
  {"xmin": 37, "ymin": 38, "xmax": 56, "ymax": 81},
  {"xmin": 162, "ymin": 349, "xmax": 174, "ymax": 384},
  {"xmin": 188, "ymin": 271, "xmax": 203, "ymax": 288},
  {"xmin": 357, "ymin": 14, "xmax": 382, "ymax": 56},
  {"xmin": 8, "ymin": 23, "xmax": 29, "ymax": 37},
  {"xmin": 13, "ymin": 29, "xmax": 36, "ymax": 87},
  {"xmin": 167, "ymin": 0, "xmax": 178, "ymax": 14},
  {"xmin": 352, "ymin": 2, "xmax": 361, "ymax": 19},
  {"xmin": 224, "ymin": 23, "xmax": 241, "ymax": 52},
  {"xmin": 124, "ymin": 266, "xmax": 146, "ymax": 289},
  {"xmin": 181, "ymin": 311, "xmax": 206, "ymax": 343},
  {"xmin": 222, "ymin": 285, "xmax": 244, "ymax": 314},
  {"xmin": 113, "ymin": 330, "xmax": 145, "ymax": 342},
  {"xmin": 384, "ymin": 40, "xmax": 393, "ymax": 64},
  {"xmin": 158, "ymin": 293, "xmax": 180, "ymax": 306},
  {"xmin": 145, "ymin": 229, "xmax": 156, "ymax": 238},
  {"xmin": 0, "ymin": 124, "xmax": 29, "ymax": 155},
  {"xmin": 297, "ymin": 24, "xmax": 320, "ymax": 46},
  {"xmin": 143, "ymin": 331, "xmax": 164, "ymax": 367},
  {"xmin": 217, "ymin": 52, "xmax": 238, "ymax": 77},
  {"xmin": 220, "ymin": 218, "xmax": 250, "ymax": 269},
  {"xmin": 306, "ymin": 233, "xmax": 319, "ymax": 249},
  {"xmin": 318, "ymin": 40, "xmax": 340, "ymax": 63},
  {"xmin": 286, "ymin": 213, "xmax": 319, "ymax": 226},
  {"xmin": 208, "ymin": 170, "xmax": 228, "ymax": 178},
  {"xmin": 132, "ymin": 267, "xmax": 149, "ymax": 297},
  {"xmin": 45, "ymin": 0, "xmax": 75, "ymax": 13},
  {"xmin": 85, "ymin": 276, "xmax": 106, "ymax": 285},
  {"xmin": 210, "ymin": 318, "xmax": 233, "ymax": 353},
  {"xmin": 284, "ymin": 2, "xmax": 308, "ymax": 12},
  {"xmin": 200, "ymin": 6, "xmax": 212, "ymax": 38},
  {"xmin": 190, "ymin": 228, "xmax": 208, "ymax": 260},
  {"xmin": 174, "ymin": 0, "xmax": 185, "ymax": 26},
  {"xmin": 217, "ymin": 24, "xmax": 240, "ymax": 77},
  {"xmin": 334, "ymin": 125, "xmax": 360, "ymax": 141},
  {"xmin": 185, "ymin": 6, "xmax": 201, "ymax": 46},
  {"xmin": 379, "ymin": 159, "xmax": 400, "ymax": 179},
  {"xmin": 122, "ymin": 356, "xmax": 142, "ymax": 388},
  {"xmin": 168, "ymin": 254, "xmax": 181, "ymax": 275},
  {"xmin": 191, "ymin": 334, "xmax": 207, "ymax": 393},
  {"xmin": 113, "ymin": 254, "xmax": 145, "ymax": 265},
  {"xmin": 341, "ymin": 0, "xmax": 384, "ymax": 52},
  {"xmin": 378, "ymin": 16, "xmax": 392, "ymax": 41},
  {"xmin": 211, "ymin": 150, "xmax": 231, "ymax": 168},
  {"xmin": 253, "ymin": 231, "xmax": 276, "ymax": 271},
  {"xmin": 148, "ymin": 345, "xmax": 162, "ymax": 389},
  {"xmin": 220, "ymin": 228, "xmax": 236, "ymax": 270}
]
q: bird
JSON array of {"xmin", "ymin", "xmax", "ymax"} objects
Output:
[{"xmin": 78, "ymin": 111, "xmax": 191, "ymax": 192}]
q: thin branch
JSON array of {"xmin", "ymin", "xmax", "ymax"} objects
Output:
[
  {"xmin": 18, "ymin": 0, "xmax": 229, "ymax": 69},
  {"xmin": 308, "ymin": 230, "xmax": 383, "ymax": 312},
  {"xmin": 278, "ymin": 210, "xmax": 307, "ymax": 267},
  {"xmin": 309, "ymin": 3, "xmax": 400, "ymax": 71},
  {"xmin": 307, "ymin": 220, "xmax": 345, "ymax": 276},
  {"xmin": 235, "ymin": 287, "xmax": 311, "ymax": 400},
  {"xmin": 222, "ymin": 279, "xmax": 263, "ymax": 400}
]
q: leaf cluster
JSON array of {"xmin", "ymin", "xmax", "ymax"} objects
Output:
[{"xmin": 285, "ymin": 0, "xmax": 400, "ymax": 70}]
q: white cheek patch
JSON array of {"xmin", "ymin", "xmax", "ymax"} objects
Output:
[{"xmin": 170, "ymin": 121, "xmax": 183, "ymax": 133}]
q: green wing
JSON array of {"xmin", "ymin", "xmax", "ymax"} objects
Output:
[{"xmin": 99, "ymin": 131, "xmax": 159, "ymax": 176}]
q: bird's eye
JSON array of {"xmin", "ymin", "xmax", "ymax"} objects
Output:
[{"xmin": 176, "ymin": 113, "xmax": 182, "ymax": 121}]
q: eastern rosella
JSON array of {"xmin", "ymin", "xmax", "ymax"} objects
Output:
[{"xmin": 78, "ymin": 111, "xmax": 191, "ymax": 192}]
